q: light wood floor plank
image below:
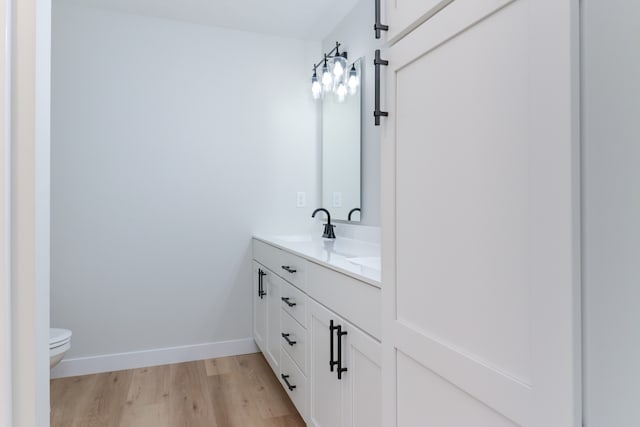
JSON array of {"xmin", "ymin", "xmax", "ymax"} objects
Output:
[
  {"xmin": 80, "ymin": 370, "xmax": 134, "ymax": 427},
  {"xmin": 235, "ymin": 354, "xmax": 295, "ymax": 420},
  {"xmin": 167, "ymin": 361, "xmax": 217, "ymax": 427},
  {"xmin": 120, "ymin": 364, "xmax": 172, "ymax": 427},
  {"xmin": 208, "ymin": 371, "xmax": 259, "ymax": 426},
  {"xmin": 119, "ymin": 402, "xmax": 169, "ymax": 427},
  {"xmin": 50, "ymin": 373, "xmax": 99, "ymax": 427},
  {"xmin": 205, "ymin": 355, "xmax": 233, "ymax": 376},
  {"xmin": 125, "ymin": 364, "xmax": 171, "ymax": 405},
  {"xmin": 263, "ymin": 415, "xmax": 309, "ymax": 427},
  {"xmin": 51, "ymin": 353, "xmax": 305, "ymax": 427}
]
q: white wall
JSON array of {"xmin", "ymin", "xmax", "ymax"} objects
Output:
[
  {"xmin": 51, "ymin": 3, "xmax": 319, "ymax": 361},
  {"xmin": 582, "ymin": 1, "xmax": 640, "ymax": 425},
  {"xmin": 322, "ymin": 0, "xmax": 381, "ymax": 225}
]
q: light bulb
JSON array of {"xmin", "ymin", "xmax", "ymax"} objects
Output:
[
  {"xmin": 321, "ymin": 60, "xmax": 332, "ymax": 89},
  {"xmin": 311, "ymin": 75, "xmax": 321, "ymax": 99},
  {"xmin": 348, "ymin": 64, "xmax": 359, "ymax": 95},
  {"xmin": 336, "ymin": 81, "xmax": 347, "ymax": 102},
  {"xmin": 333, "ymin": 54, "xmax": 347, "ymax": 78}
]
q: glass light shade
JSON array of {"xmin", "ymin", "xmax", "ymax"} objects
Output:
[
  {"xmin": 335, "ymin": 81, "xmax": 347, "ymax": 102},
  {"xmin": 332, "ymin": 55, "xmax": 347, "ymax": 78},
  {"xmin": 311, "ymin": 75, "xmax": 322, "ymax": 99},
  {"xmin": 348, "ymin": 64, "xmax": 359, "ymax": 95},
  {"xmin": 321, "ymin": 63, "xmax": 333, "ymax": 89}
]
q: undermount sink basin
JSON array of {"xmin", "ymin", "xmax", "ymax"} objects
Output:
[
  {"xmin": 346, "ymin": 256, "xmax": 381, "ymax": 271},
  {"xmin": 274, "ymin": 234, "xmax": 313, "ymax": 243}
]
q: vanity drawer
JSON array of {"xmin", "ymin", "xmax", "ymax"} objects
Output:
[
  {"xmin": 307, "ymin": 261, "xmax": 381, "ymax": 340},
  {"xmin": 281, "ymin": 310, "xmax": 306, "ymax": 374},
  {"xmin": 280, "ymin": 280, "xmax": 307, "ymax": 327},
  {"xmin": 253, "ymin": 239, "xmax": 307, "ymax": 291},
  {"xmin": 279, "ymin": 250, "xmax": 307, "ymax": 291},
  {"xmin": 280, "ymin": 348, "xmax": 307, "ymax": 419},
  {"xmin": 253, "ymin": 239, "xmax": 282, "ymax": 277}
]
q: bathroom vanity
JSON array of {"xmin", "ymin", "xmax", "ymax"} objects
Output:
[{"xmin": 252, "ymin": 234, "xmax": 381, "ymax": 427}]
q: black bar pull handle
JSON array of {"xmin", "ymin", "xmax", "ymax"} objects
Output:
[
  {"xmin": 374, "ymin": 49, "xmax": 389, "ymax": 126},
  {"xmin": 281, "ymin": 333, "xmax": 297, "ymax": 346},
  {"xmin": 258, "ymin": 269, "xmax": 262, "ymax": 298},
  {"xmin": 281, "ymin": 297, "xmax": 297, "ymax": 307},
  {"xmin": 281, "ymin": 374, "xmax": 297, "ymax": 391},
  {"xmin": 374, "ymin": 0, "xmax": 388, "ymax": 39},
  {"xmin": 258, "ymin": 269, "xmax": 267, "ymax": 299},
  {"xmin": 337, "ymin": 325, "xmax": 348, "ymax": 380},
  {"xmin": 281, "ymin": 265, "xmax": 297, "ymax": 274},
  {"xmin": 329, "ymin": 320, "xmax": 339, "ymax": 372}
]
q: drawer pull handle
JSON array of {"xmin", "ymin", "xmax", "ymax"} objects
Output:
[
  {"xmin": 281, "ymin": 374, "xmax": 297, "ymax": 391},
  {"xmin": 281, "ymin": 333, "xmax": 297, "ymax": 346},
  {"xmin": 336, "ymin": 324, "xmax": 348, "ymax": 380},
  {"xmin": 281, "ymin": 265, "xmax": 297, "ymax": 274},
  {"xmin": 374, "ymin": 0, "xmax": 388, "ymax": 39},
  {"xmin": 329, "ymin": 320, "xmax": 339, "ymax": 372},
  {"xmin": 258, "ymin": 269, "xmax": 267, "ymax": 299},
  {"xmin": 374, "ymin": 49, "xmax": 389, "ymax": 126},
  {"xmin": 281, "ymin": 297, "xmax": 297, "ymax": 307}
]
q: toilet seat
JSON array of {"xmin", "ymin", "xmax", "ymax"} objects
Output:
[
  {"xmin": 50, "ymin": 341, "xmax": 71, "ymax": 357},
  {"xmin": 50, "ymin": 328, "xmax": 72, "ymax": 370},
  {"xmin": 50, "ymin": 328, "xmax": 72, "ymax": 349}
]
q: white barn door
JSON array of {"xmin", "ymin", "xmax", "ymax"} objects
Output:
[{"xmin": 381, "ymin": 1, "xmax": 581, "ymax": 426}]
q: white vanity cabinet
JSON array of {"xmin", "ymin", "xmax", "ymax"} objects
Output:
[
  {"xmin": 252, "ymin": 261, "xmax": 267, "ymax": 354},
  {"xmin": 252, "ymin": 237, "xmax": 381, "ymax": 425},
  {"xmin": 252, "ymin": 260, "xmax": 282, "ymax": 374},
  {"xmin": 265, "ymin": 272, "xmax": 282, "ymax": 373},
  {"xmin": 253, "ymin": 239, "xmax": 310, "ymax": 419},
  {"xmin": 307, "ymin": 299, "xmax": 381, "ymax": 427}
]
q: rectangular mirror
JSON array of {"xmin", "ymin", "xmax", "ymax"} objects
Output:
[{"xmin": 322, "ymin": 58, "xmax": 362, "ymax": 222}]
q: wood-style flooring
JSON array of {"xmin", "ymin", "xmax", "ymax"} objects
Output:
[{"xmin": 50, "ymin": 353, "xmax": 305, "ymax": 427}]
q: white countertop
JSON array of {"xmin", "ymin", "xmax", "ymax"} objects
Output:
[{"xmin": 253, "ymin": 234, "xmax": 381, "ymax": 287}]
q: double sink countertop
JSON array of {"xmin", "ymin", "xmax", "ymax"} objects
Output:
[{"xmin": 253, "ymin": 234, "xmax": 381, "ymax": 287}]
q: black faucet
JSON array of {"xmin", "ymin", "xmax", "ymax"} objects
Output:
[
  {"xmin": 348, "ymin": 208, "xmax": 361, "ymax": 221},
  {"xmin": 311, "ymin": 208, "xmax": 336, "ymax": 239}
]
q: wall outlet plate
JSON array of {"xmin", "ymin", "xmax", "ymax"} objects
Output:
[
  {"xmin": 333, "ymin": 191, "xmax": 342, "ymax": 208},
  {"xmin": 296, "ymin": 192, "xmax": 306, "ymax": 208}
]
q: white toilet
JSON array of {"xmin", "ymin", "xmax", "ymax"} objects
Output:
[{"xmin": 49, "ymin": 328, "xmax": 72, "ymax": 369}]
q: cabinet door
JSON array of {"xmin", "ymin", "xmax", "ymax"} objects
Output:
[
  {"xmin": 308, "ymin": 299, "xmax": 381, "ymax": 427},
  {"xmin": 253, "ymin": 262, "xmax": 267, "ymax": 354},
  {"xmin": 386, "ymin": 0, "xmax": 453, "ymax": 43},
  {"xmin": 264, "ymin": 272, "xmax": 282, "ymax": 373},
  {"xmin": 307, "ymin": 300, "xmax": 346, "ymax": 427},
  {"xmin": 343, "ymin": 322, "xmax": 381, "ymax": 427},
  {"xmin": 381, "ymin": 1, "xmax": 580, "ymax": 426}
]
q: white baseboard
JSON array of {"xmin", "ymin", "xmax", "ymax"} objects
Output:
[{"xmin": 50, "ymin": 337, "xmax": 258, "ymax": 379}]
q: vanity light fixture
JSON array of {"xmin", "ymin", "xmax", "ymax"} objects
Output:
[
  {"xmin": 310, "ymin": 42, "xmax": 360, "ymax": 102},
  {"xmin": 311, "ymin": 70, "xmax": 321, "ymax": 99},
  {"xmin": 332, "ymin": 45, "xmax": 347, "ymax": 78},
  {"xmin": 348, "ymin": 64, "xmax": 359, "ymax": 95},
  {"xmin": 336, "ymin": 81, "xmax": 347, "ymax": 102},
  {"xmin": 321, "ymin": 55, "xmax": 333, "ymax": 89}
]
